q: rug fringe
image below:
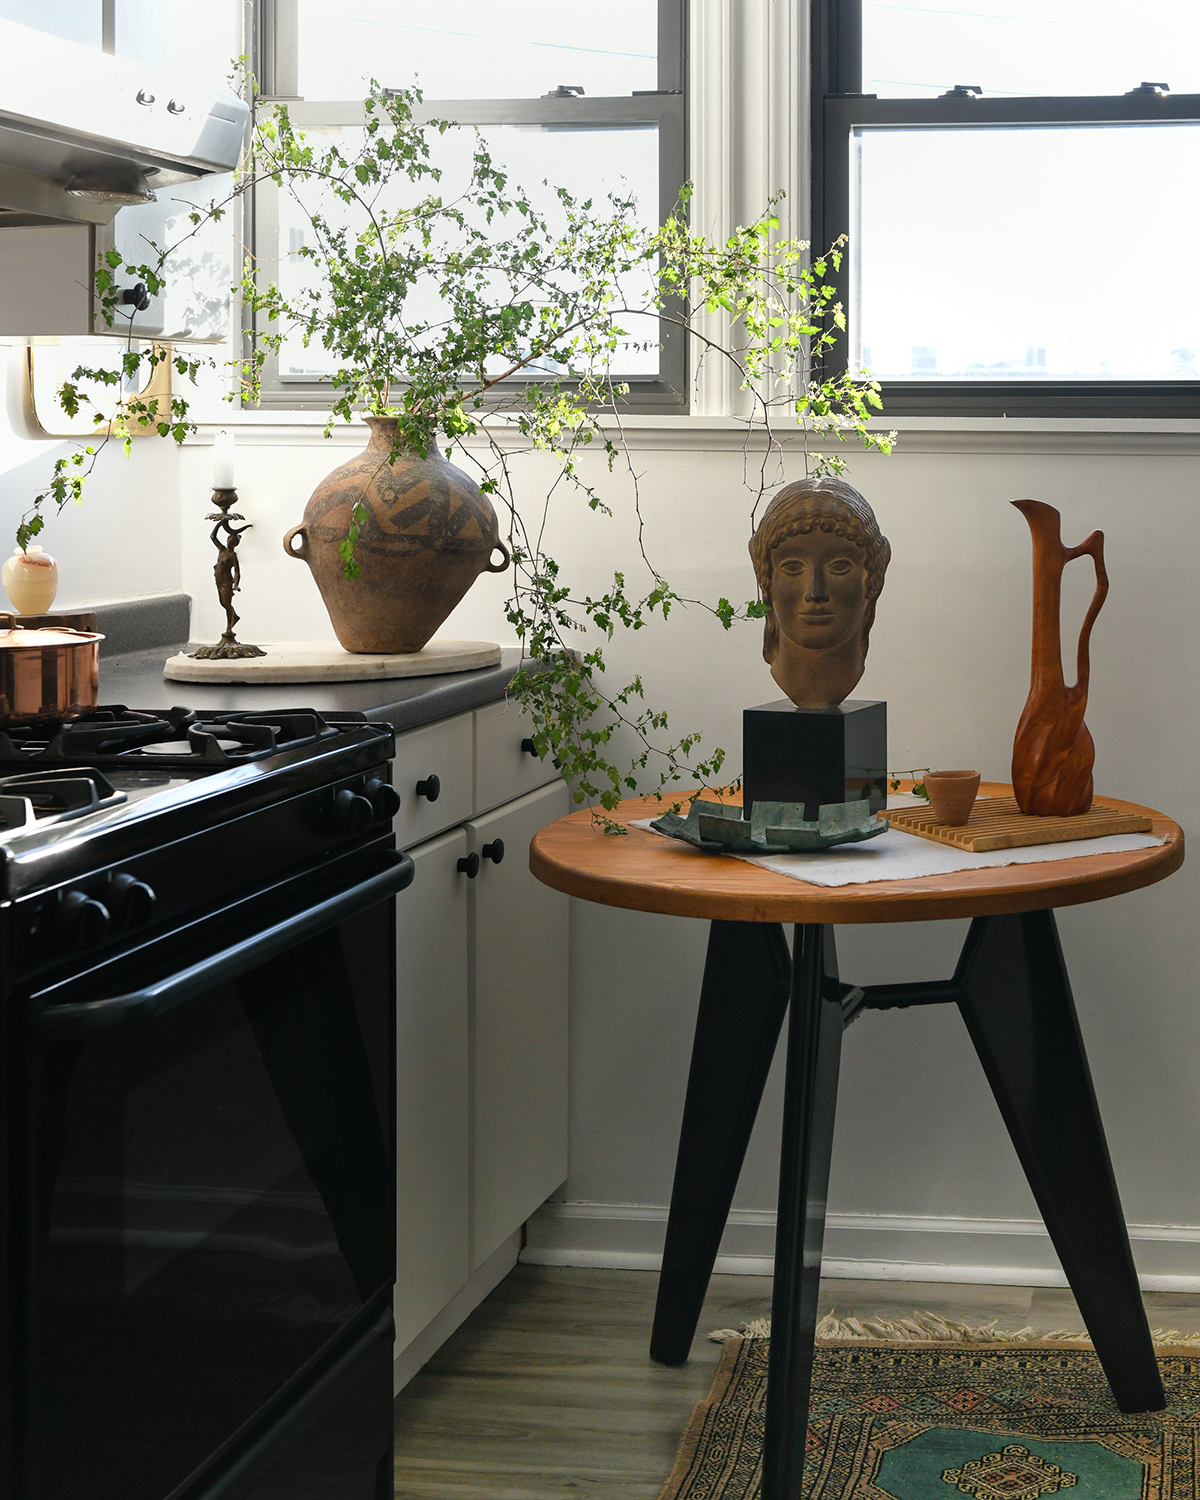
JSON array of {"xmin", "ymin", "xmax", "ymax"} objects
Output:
[{"xmin": 708, "ymin": 1311, "xmax": 1200, "ymax": 1347}]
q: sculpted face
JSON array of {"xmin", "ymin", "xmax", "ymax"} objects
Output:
[
  {"xmin": 748, "ymin": 477, "xmax": 889, "ymax": 710},
  {"xmin": 769, "ymin": 530, "xmax": 868, "ymax": 654}
]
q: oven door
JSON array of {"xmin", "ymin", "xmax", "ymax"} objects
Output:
[{"xmin": 17, "ymin": 837, "xmax": 410, "ymax": 1500}]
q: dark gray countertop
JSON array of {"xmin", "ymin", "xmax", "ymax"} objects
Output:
[{"xmin": 99, "ymin": 644, "xmax": 528, "ymax": 731}]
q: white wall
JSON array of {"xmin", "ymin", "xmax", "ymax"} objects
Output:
[
  {"xmin": 0, "ymin": 345, "xmax": 182, "ymax": 609},
  {"xmin": 176, "ymin": 416, "xmax": 1200, "ymax": 1289},
  {"xmin": 493, "ymin": 422, "xmax": 1200, "ymax": 1289},
  {"xmin": 7, "ymin": 350, "xmax": 1199, "ymax": 1290},
  {"xmin": 3, "ymin": 0, "xmax": 1196, "ymax": 1291}
]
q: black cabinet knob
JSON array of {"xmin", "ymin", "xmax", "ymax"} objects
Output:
[
  {"xmin": 108, "ymin": 872, "xmax": 156, "ymax": 930},
  {"xmin": 59, "ymin": 889, "xmax": 110, "ymax": 950},
  {"xmin": 457, "ymin": 852, "xmax": 480, "ymax": 878},
  {"xmin": 331, "ymin": 788, "xmax": 373, "ymax": 837},
  {"xmin": 121, "ymin": 283, "xmax": 151, "ymax": 311},
  {"xmin": 482, "ymin": 840, "xmax": 505, "ymax": 864},
  {"xmin": 415, "ymin": 774, "xmax": 441, "ymax": 802},
  {"xmin": 520, "ymin": 737, "xmax": 539, "ymax": 757},
  {"xmin": 365, "ymin": 778, "xmax": 401, "ymax": 820}
]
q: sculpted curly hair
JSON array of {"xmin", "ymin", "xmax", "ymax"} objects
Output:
[{"xmin": 748, "ymin": 477, "xmax": 891, "ymax": 665}]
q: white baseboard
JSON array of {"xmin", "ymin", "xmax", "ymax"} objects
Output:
[
  {"xmin": 521, "ymin": 1202, "xmax": 1200, "ymax": 1292},
  {"xmin": 393, "ymin": 1230, "xmax": 521, "ymax": 1394}
]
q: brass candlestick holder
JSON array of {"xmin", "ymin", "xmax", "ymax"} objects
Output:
[{"xmin": 188, "ymin": 487, "xmax": 266, "ymax": 660}]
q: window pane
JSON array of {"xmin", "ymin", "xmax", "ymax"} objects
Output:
[
  {"xmin": 272, "ymin": 123, "xmax": 660, "ymax": 381},
  {"xmin": 0, "ymin": 0, "xmax": 101, "ymax": 47},
  {"xmin": 851, "ymin": 123, "xmax": 1200, "ymax": 380},
  {"xmin": 863, "ymin": 0, "xmax": 1200, "ymax": 99},
  {"xmin": 113, "ymin": 0, "xmax": 242, "ymax": 89},
  {"xmin": 296, "ymin": 0, "xmax": 658, "ymax": 102}
]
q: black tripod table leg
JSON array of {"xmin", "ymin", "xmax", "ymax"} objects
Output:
[
  {"xmin": 650, "ymin": 919, "xmax": 791, "ymax": 1365},
  {"xmin": 956, "ymin": 909, "xmax": 1164, "ymax": 1414},
  {"xmin": 762, "ymin": 925, "xmax": 845, "ymax": 1500}
]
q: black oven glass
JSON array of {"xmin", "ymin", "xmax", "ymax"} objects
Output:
[{"xmin": 30, "ymin": 900, "xmax": 392, "ymax": 1500}]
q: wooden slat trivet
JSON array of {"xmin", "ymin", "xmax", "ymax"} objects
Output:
[{"xmin": 886, "ymin": 795, "xmax": 1153, "ymax": 852}]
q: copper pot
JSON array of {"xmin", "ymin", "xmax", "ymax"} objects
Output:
[{"xmin": 0, "ymin": 626, "xmax": 103, "ymax": 724}]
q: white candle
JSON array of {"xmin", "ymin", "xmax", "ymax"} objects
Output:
[{"xmin": 212, "ymin": 429, "xmax": 236, "ymax": 490}]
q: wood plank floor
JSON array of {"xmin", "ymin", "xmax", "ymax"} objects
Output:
[{"xmin": 391, "ymin": 1266, "xmax": 1200, "ymax": 1499}]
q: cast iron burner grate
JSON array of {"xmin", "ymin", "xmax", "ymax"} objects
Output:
[
  {"xmin": 0, "ymin": 706, "xmax": 349, "ymax": 765},
  {"xmin": 0, "ymin": 707, "xmax": 189, "ymax": 761},
  {"xmin": 184, "ymin": 712, "xmax": 343, "ymax": 763},
  {"xmin": 0, "ymin": 766, "xmax": 125, "ymax": 829}
]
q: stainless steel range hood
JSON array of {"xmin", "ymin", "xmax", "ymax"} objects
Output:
[{"xmin": 0, "ymin": 17, "xmax": 249, "ymax": 228}]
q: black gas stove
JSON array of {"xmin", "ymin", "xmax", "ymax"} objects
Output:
[
  {"xmin": 2, "ymin": 703, "xmax": 409, "ymax": 1500},
  {"xmin": 0, "ymin": 704, "xmax": 402, "ymax": 967}
]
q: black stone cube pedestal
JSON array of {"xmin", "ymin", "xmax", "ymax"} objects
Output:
[{"xmin": 743, "ymin": 699, "xmax": 887, "ymax": 821}]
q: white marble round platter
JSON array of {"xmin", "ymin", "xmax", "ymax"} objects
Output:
[{"xmin": 163, "ymin": 639, "xmax": 502, "ymax": 683}]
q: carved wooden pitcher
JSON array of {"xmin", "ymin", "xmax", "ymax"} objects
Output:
[{"xmin": 1011, "ymin": 499, "xmax": 1109, "ymax": 817}]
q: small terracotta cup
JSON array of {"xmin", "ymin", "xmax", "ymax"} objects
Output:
[{"xmin": 924, "ymin": 770, "xmax": 981, "ymax": 826}]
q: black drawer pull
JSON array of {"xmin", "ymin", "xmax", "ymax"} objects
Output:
[
  {"xmin": 520, "ymin": 737, "xmax": 539, "ymax": 757},
  {"xmin": 457, "ymin": 852, "xmax": 480, "ymax": 878},
  {"xmin": 415, "ymin": 774, "xmax": 440, "ymax": 802},
  {"xmin": 482, "ymin": 840, "xmax": 505, "ymax": 865}
]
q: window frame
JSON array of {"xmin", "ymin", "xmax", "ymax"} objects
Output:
[
  {"xmin": 812, "ymin": 0, "xmax": 1200, "ymax": 418},
  {"xmin": 247, "ymin": 0, "xmax": 688, "ymax": 413}
]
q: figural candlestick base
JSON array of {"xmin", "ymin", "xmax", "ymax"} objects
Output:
[{"xmin": 188, "ymin": 487, "xmax": 266, "ymax": 661}]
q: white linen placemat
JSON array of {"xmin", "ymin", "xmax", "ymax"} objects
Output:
[{"xmin": 628, "ymin": 794, "xmax": 1165, "ymax": 888}]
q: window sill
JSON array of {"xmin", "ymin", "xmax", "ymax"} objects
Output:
[{"xmin": 185, "ymin": 411, "xmax": 1200, "ymax": 455}]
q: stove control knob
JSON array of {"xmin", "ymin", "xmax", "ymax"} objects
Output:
[
  {"xmin": 58, "ymin": 890, "xmax": 111, "ymax": 950},
  {"xmin": 364, "ymin": 778, "xmax": 401, "ymax": 820},
  {"xmin": 331, "ymin": 788, "xmax": 373, "ymax": 837},
  {"xmin": 109, "ymin": 872, "xmax": 157, "ymax": 930}
]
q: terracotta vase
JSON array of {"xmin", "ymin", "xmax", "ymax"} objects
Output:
[
  {"xmin": 1010, "ymin": 500, "xmax": 1108, "ymax": 817},
  {"xmin": 283, "ymin": 416, "xmax": 511, "ymax": 653}
]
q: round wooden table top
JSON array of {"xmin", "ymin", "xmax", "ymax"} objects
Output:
[{"xmin": 529, "ymin": 784, "xmax": 1184, "ymax": 924}]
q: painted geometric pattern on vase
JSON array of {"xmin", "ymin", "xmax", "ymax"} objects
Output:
[
  {"xmin": 941, "ymin": 1442, "xmax": 1077, "ymax": 1498},
  {"xmin": 307, "ymin": 460, "xmax": 498, "ymax": 559}
]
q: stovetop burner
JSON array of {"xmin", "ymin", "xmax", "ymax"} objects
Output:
[
  {"xmin": 0, "ymin": 766, "xmax": 125, "ymax": 830},
  {"xmin": 184, "ymin": 711, "xmax": 343, "ymax": 764},
  {"xmin": 0, "ymin": 706, "xmax": 351, "ymax": 766}
]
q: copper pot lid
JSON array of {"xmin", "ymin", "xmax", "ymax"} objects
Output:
[{"xmin": 0, "ymin": 627, "xmax": 104, "ymax": 647}]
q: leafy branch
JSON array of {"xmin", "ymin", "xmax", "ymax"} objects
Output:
[{"xmin": 26, "ymin": 81, "xmax": 895, "ymax": 827}]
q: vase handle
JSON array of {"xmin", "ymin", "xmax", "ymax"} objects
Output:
[
  {"xmin": 283, "ymin": 524, "xmax": 309, "ymax": 561},
  {"xmin": 484, "ymin": 539, "xmax": 512, "ymax": 574}
]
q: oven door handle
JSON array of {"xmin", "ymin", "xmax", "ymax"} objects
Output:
[{"xmin": 36, "ymin": 850, "xmax": 414, "ymax": 1041}]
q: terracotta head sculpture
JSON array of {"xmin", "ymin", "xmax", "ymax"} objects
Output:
[{"xmin": 748, "ymin": 476, "xmax": 891, "ymax": 709}]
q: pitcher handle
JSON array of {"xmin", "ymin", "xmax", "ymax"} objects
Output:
[
  {"xmin": 1063, "ymin": 528, "xmax": 1108, "ymax": 694},
  {"xmin": 484, "ymin": 539, "xmax": 512, "ymax": 574},
  {"xmin": 283, "ymin": 524, "xmax": 309, "ymax": 562}
]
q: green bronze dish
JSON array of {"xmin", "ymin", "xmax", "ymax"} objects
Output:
[{"xmin": 649, "ymin": 797, "xmax": 887, "ymax": 853}]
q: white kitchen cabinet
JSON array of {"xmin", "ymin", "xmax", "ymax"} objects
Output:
[
  {"xmin": 474, "ymin": 697, "xmax": 557, "ymax": 813},
  {"xmin": 393, "ymin": 827, "xmax": 470, "ymax": 1349},
  {"xmin": 392, "ymin": 711, "xmax": 474, "ymax": 847},
  {"xmin": 468, "ymin": 781, "xmax": 571, "ymax": 1269},
  {"xmin": 392, "ymin": 706, "xmax": 568, "ymax": 1385}
]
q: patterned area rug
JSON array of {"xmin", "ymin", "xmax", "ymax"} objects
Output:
[{"xmin": 658, "ymin": 1328, "xmax": 1200, "ymax": 1499}]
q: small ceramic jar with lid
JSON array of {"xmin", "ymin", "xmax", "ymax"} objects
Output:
[{"xmin": 2, "ymin": 546, "xmax": 59, "ymax": 616}]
